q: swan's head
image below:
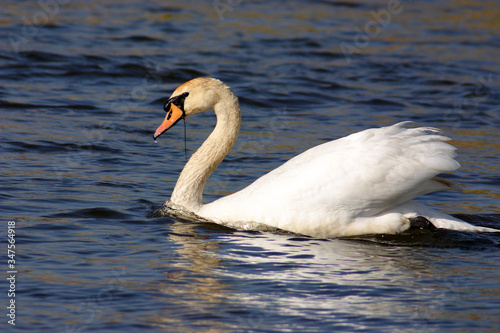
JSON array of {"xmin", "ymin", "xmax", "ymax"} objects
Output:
[{"xmin": 153, "ymin": 77, "xmax": 230, "ymax": 140}]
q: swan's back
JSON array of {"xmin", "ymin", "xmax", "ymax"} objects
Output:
[{"xmin": 198, "ymin": 122, "xmax": 459, "ymax": 236}]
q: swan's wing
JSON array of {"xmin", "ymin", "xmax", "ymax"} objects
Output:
[{"xmin": 200, "ymin": 122, "xmax": 459, "ymax": 226}]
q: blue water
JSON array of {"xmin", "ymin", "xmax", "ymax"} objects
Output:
[{"xmin": 1, "ymin": 1, "xmax": 500, "ymax": 332}]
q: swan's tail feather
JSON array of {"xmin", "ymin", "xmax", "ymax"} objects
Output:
[
  {"xmin": 430, "ymin": 216, "xmax": 500, "ymax": 233},
  {"xmin": 402, "ymin": 201, "xmax": 500, "ymax": 233}
]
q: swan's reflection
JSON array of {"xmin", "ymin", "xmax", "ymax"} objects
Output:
[
  {"xmin": 154, "ymin": 221, "xmax": 393, "ymax": 330},
  {"xmin": 205, "ymin": 231, "xmax": 467, "ymax": 331},
  {"xmin": 151, "ymin": 219, "xmax": 233, "ymax": 332},
  {"xmin": 151, "ymin": 220, "xmax": 499, "ymax": 331}
]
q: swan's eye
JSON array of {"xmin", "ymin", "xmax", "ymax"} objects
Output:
[
  {"xmin": 163, "ymin": 92, "xmax": 189, "ymax": 118},
  {"xmin": 171, "ymin": 92, "xmax": 189, "ymax": 110}
]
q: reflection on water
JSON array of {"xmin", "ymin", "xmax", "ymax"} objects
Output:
[
  {"xmin": 156, "ymin": 224, "xmax": 500, "ymax": 332},
  {"xmin": 151, "ymin": 221, "xmax": 232, "ymax": 332}
]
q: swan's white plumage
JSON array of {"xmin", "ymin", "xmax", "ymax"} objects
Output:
[
  {"xmin": 199, "ymin": 123, "xmax": 461, "ymax": 237},
  {"xmin": 155, "ymin": 77, "xmax": 498, "ymax": 237}
]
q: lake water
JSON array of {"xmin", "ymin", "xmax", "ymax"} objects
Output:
[{"xmin": 1, "ymin": 0, "xmax": 500, "ymax": 332}]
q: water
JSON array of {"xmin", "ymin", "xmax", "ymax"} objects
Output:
[{"xmin": 1, "ymin": 0, "xmax": 500, "ymax": 332}]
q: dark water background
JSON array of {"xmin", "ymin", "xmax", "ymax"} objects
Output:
[{"xmin": 1, "ymin": 0, "xmax": 500, "ymax": 332}]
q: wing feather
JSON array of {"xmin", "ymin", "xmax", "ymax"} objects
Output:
[{"xmin": 201, "ymin": 122, "xmax": 460, "ymax": 225}]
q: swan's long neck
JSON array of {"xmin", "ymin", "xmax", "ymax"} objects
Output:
[{"xmin": 170, "ymin": 91, "xmax": 241, "ymax": 212}]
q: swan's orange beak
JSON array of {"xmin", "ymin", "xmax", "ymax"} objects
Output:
[{"xmin": 153, "ymin": 103, "xmax": 184, "ymax": 140}]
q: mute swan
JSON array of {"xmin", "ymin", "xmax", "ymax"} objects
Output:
[{"xmin": 153, "ymin": 77, "xmax": 498, "ymax": 238}]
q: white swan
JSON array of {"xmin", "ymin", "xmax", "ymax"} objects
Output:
[{"xmin": 153, "ymin": 77, "xmax": 498, "ymax": 238}]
